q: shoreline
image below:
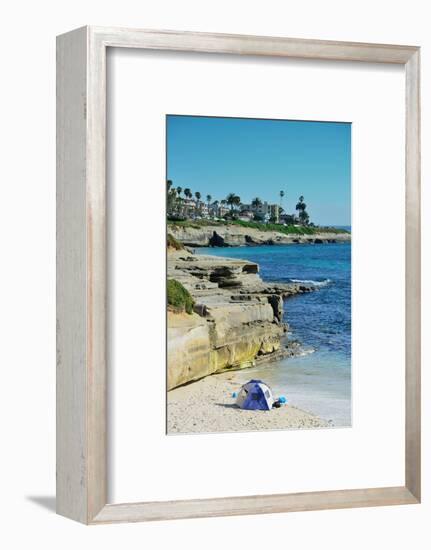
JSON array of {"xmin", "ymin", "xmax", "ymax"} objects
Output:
[
  {"xmin": 167, "ymin": 243, "xmax": 351, "ymax": 433},
  {"xmin": 167, "ymin": 369, "xmax": 329, "ymax": 434}
]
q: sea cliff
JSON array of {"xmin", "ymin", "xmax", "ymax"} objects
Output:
[
  {"xmin": 167, "ymin": 248, "xmax": 314, "ymax": 390},
  {"xmin": 168, "ymin": 222, "xmax": 350, "ymax": 248}
]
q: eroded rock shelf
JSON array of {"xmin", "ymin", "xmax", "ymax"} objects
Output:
[
  {"xmin": 167, "ymin": 249, "xmax": 314, "ymax": 389},
  {"xmin": 169, "ymin": 223, "xmax": 350, "ymax": 248}
]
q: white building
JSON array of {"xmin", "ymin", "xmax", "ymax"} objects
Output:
[
  {"xmin": 241, "ymin": 201, "xmax": 280, "ymax": 222},
  {"xmin": 199, "ymin": 203, "xmax": 209, "ymax": 217}
]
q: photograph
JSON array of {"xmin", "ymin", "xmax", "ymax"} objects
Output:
[{"xmin": 166, "ymin": 115, "xmax": 351, "ymax": 434}]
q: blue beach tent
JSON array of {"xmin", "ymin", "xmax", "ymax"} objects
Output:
[{"xmin": 235, "ymin": 380, "xmax": 275, "ymax": 411}]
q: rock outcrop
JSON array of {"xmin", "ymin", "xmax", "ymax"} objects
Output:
[
  {"xmin": 167, "ymin": 250, "xmax": 314, "ymax": 390},
  {"xmin": 168, "ymin": 223, "xmax": 350, "ymax": 248}
]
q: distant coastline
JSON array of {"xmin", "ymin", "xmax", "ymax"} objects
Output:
[{"xmin": 168, "ymin": 220, "xmax": 351, "ymax": 248}]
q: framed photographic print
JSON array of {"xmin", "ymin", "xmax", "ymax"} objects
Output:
[{"xmin": 56, "ymin": 27, "xmax": 421, "ymax": 524}]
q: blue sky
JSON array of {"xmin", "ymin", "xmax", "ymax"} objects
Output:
[{"xmin": 166, "ymin": 115, "xmax": 351, "ymax": 226}]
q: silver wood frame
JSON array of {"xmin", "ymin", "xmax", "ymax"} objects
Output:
[{"xmin": 56, "ymin": 26, "xmax": 421, "ymax": 524}]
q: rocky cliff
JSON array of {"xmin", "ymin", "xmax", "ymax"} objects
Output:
[
  {"xmin": 168, "ymin": 223, "xmax": 350, "ymax": 248},
  {"xmin": 167, "ymin": 249, "xmax": 314, "ymax": 390}
]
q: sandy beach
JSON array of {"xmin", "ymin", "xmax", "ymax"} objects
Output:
[{"xmin": 167, "ymin": 370, "xmax": 329, "ymax": 434}]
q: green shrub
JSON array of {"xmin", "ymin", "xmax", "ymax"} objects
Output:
[
  {"xmin": 167, "ymin": 279, "xmax": 194, "ymax": 314},
  {"xmin": 167, "ymin": 233, "xmax": 184, "ymax": 250}
]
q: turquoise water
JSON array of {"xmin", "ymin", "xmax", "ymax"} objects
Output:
[{"xmin": 196, "ymin": 243, "xmax": 351, "ymax": 426}]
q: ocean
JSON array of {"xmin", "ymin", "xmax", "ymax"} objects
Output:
[{"xmin": 196, "ymin": 242, "xmax": 351, "ymax": 427}]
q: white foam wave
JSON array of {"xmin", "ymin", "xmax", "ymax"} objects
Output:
[
  {"xmin": 297, "ymin": 347, "xmax": 315, "ymax": 357},
  {"xmin": 290, "ymin": 278, "xmax": 331, "ymax": 287}
]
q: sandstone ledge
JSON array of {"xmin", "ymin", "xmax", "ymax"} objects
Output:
[{"xmin": 167, "ymin": 250, "xmax": 314, "ymax": 390}]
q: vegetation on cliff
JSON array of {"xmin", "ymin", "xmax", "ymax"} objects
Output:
[
  {"xmin": 167, "ymin": 233, "xmax": 184, "ymax": 250},
  {"xmin": 168, "ymin": 219, "xmax": 348, "ymax": 235},
  {"xmin": 167, "ymin": 279, "xmax": 194, "ymax": 314}
]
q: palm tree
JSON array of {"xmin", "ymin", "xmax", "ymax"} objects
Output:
[
  {"xmin": 226, "ymin": 193, "xmax": 241, "ymax": 212},
  {"xmin": 251, "ymin": 197, "xmax": 262, "ymax": 209},
  {"xmin": 206, "ymin": 194, "xmax": 212, "ymax": 206},
  {"xmin": 194, "ymin": 191, "xmax": 201, "ymax": 214},
  {"xmin": 173, "ymin": 186, "xmax": 183, "ymax": 214},
  {"xmin": 182, "ymin": 188, "xmax": 192, "ymax": 217},
  {"xmin": 166, "ymin": 180, "xmax": 173, "ymax": 212},
  {"xmin": 168, "ymin": 188, "xmax": 177, "ymax": 214},
  {"xmin": 299, "ymin": 210, "xmax": 310, "ymax": 225},
  {"xmin": 279, "ymin": 190, "xmax": 285, "ymax": 207},
  {"xmin": 296, "ymin": 195, "xmax": 306, "ymax": 213},
  {"xmin": 296, "ymin": 196, "xmax": 309, "ymax": 225},
  {"xmin": 219, "ymin": 199, "xmax": 226, "ymax": 216}
]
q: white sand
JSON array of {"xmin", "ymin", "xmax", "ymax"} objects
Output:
[{"xmin": 167, "ymin": 371, "xmax": 329, "ymax": 434}]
